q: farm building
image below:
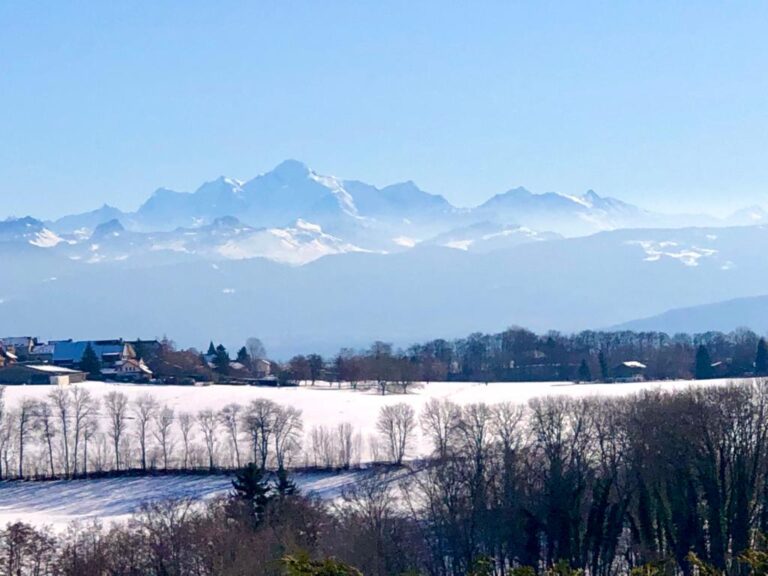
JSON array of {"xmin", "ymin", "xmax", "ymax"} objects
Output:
[
  {"xmin": 0, "ymin": 364, "xmax": 87, "ymax": 385},
  {"xmin": 613, "ymin": 361, "xmax": 647, "ymax": 382}
]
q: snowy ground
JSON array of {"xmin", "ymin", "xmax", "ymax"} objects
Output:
[
  {"xmin": 1, "ymin": 378, "xmax": 746, "ymax": 460},
  {"xmin": 0, "ymin": 380, "xmax": 744, "ymax": 460},
  {"xmin": 0, "ymin": 469, "xmax": 373, "ymax": 530},
  {"xmin": 0, "ymin": 378, "xmax": 747, "ymax": 529}
]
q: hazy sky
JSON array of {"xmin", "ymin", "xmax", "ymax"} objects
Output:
[{"xmin": 1, "ymin": 1, "xmax": 767, "ymax": 220}]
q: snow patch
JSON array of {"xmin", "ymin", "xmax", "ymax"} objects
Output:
[
  {"xmin": 627, "ymin": 240, "xmax": 718, "ymax": 267},
  {"xmin": 30, "ymin": 229, "xmax": 63, "ymax": 248}
]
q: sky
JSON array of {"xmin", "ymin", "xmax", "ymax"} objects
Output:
[{"xmin": 1, "ymin": 1, "xmax": 767, "ymax": 220}]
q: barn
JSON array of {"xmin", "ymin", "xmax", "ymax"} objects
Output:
[{"xmin": 0, "ymin": 364, "xmax": 88, "ymax": 385}]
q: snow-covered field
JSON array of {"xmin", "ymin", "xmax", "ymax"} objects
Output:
[
  {"xmin": 0, "ymin": 470, "xmax": 372, "ymax": 529},
  {"xmin": 1, "ymin": 378, "xmax": 744, "ymax": 459},
  {"xmin": 0, "ymin": 378, "xmax": 745, "ymax": 529}
]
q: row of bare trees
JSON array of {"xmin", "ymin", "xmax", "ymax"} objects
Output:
[
  {"xmin": 0, "ymin": 389, "xmax": 309, "ymax": 478},
  {"xmin": 0, "ymin": 387, "xmax": 427, "ymax": 479}
]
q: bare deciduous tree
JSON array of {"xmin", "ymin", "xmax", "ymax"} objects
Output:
[
  {"xmin": 273, "ymin": 406, "xmax": 303, "ymax": 470},
  {"xmin": 197, "ymin": 409, "xmax": 218, "ymax": 470},
  {"xmin": 16, "ymin": 399, "xmax": 39, "ymax": 478},
  {"xmin": 153, "ymin": 405, "xmax": 175, "ymax": 470},
  {"xmin": 37, "ymin": 401, "xmax": 57, "ymax": 476},
  {"xmin": 81, "ymin": 399, "xmax": 100, "ymax": 476},
  {"xmin": 377, "ymin": 403, "xmax": 416, "ymax": 465},
  {"xmin": 218, "ymin": 403, "xmax": 242, "ymax": 468},
  {"xmin": 71, "ymin": 386, "xmax": 97, "ymax": 476},
  {"xmin": 243, "ymin": 399, "xmax": 277, "ymax": 470},
  {"xmin": 177, "ymin": 411, "xmax": 194, "ymax": 469},
  {"xmin": 310, "ymin": 426, "xmax": 336, "ymax": 468},
  {"xmin": 420, "ymin": 398, "xmax": 461, "ymax": 459},
  {"xmin": 48, "ymin": 388, "xmax": 72, "ymax": 476},
  {"xmin": 246, "ymin": 337, "xmax": 267, "ymax": 362},
  {"xmin": 104, "ymin": 391, "xmax": 129, "ymax": 471},
  {"xmin": 132, "ymin": 394, "xmax": 159, "ymax": 471},
  {"xmin": 337, "ymin": 422, "xmax": 359, "ymax": 469}
]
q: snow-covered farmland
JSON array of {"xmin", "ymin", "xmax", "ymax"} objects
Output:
[
  {"xmin": 0, "ymin": 378, "xmax": 747, "ymax": 529},
  {"xmin": 0, "ymin": 469, "xmax": 374, "ymax": 529},
  {"xmin": 1, "ymin": 378, "xmax": 744, "ymax": 461}
]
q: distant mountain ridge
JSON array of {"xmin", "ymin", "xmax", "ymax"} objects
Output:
[
  {"xmin": 613, "ymin": 294, "xmax": 768, "ymax": 334},
  {"xmin": 3, "ymin": 223, "xmax": 768, "ymax": 357},
  {"xmin": 2, "ymin": 159, "xmax": 765, "ymax": 267}
]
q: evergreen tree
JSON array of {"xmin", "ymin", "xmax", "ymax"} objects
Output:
[
  {"xmin": 276, "ymin": 466, "xmax": 298, "ymax": 498},
  {"xmin": 231, "ymin": 462, "xmax": 272, "ymax": 526},
  {"xmin": 206, "ymin": 341, "xmax": 216, "ymax": 356},
  {"xmin": 213, "ymin": 344, "xmax": 230, "ymax": 375},
  {"xmin": 80, "ymin": 343, "xmax": 102, "ymax": 379},
  {"xmin": 236, "ymin": 346, "xmax": 250, "ymax": 365},
  {"xmin": 598, "ymin": 351, "xmax": 609, "ymax": 382},
  {"xmin": 577, "ymin": 359, "xmax": 592, "ymax": 383},
  {"xmin": 694, "ymin": 345, "xmax": 714, "ymax": 380},
  {"xmin": 756, "ymin": 338, "xmax": 768, "ymax": 375}
]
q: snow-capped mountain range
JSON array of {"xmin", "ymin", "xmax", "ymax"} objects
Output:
[
  {"xmin": 2, "ymin": 159, "xmax": 765, "ymax": 265},
  {"xmin": 4, "ymin": 160, "xmax": 768, "ymax": 354}
]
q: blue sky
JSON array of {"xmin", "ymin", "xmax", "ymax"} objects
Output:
[{"xmin": 1, "ymin": 1, "xmax": 767, "ymax": 219}]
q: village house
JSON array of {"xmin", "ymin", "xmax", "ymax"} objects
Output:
[
  {"xmin": 0, "ymin": 345, "xmax": 18, "ymax": 367},
  {"xmin": 253, "ymin": 358, "xmax": 272, "ymax": 378},
  {"xmin": 101, "ymin": 357, "xmax": 153, "ymax": 381},
  {"xmin": 0, "ymin": 337, "xmax": 38, "ymax": 361}
]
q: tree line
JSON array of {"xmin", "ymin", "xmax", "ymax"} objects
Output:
[
  {"xmin": 126, "ymin": 328, "xmax": 768, "ymax": 385},
  {"xmin": 0, "ymin": 386, "xmax": 426, "ymax": 479},
  {"xmin": 298, "ymin": 328, "xmax": 768, "ymax": 384}
]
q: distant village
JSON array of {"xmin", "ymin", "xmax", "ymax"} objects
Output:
[
  {"xmin": 2, "ymin": 326, "xmax": 762, "ymax": 387},
  {"xmin": 0, "ymin": 337, "xmax": 275, "ymax": 386}
]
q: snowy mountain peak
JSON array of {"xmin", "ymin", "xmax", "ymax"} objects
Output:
[
  {"xmin": 0, "ymin": 216, "xmax": 62, "ymax": 247},
  {"xmin": 270, "ymin": 159, "xmax": 311, "ymax": 180},
  {"xmin": 2, "ymin": 216, "xmax": 43, "ymax": 228},
  {"xmin": 581, "ymin": 189, "xmax": 601, "ymax": 205}
]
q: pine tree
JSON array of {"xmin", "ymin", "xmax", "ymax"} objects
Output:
[
  {"xmin": 236, "ymin": 346, "xmax": 250, "ymax": 365},
  {"xmin": 598, "ymin": 351, "xmax": 609, "ymax": 382},
  {"xmin": 276, "ymin": 466, "xmax": 298, "ymax": 498},
  {"xmin": 213, "ymin": 344, "xmax": 230, "ymax": 375},
  {"xmin": 231, "ymin": 462, "xmax": 272, "ymax": 526},
  {"xmin": 756, "ymin": 338, "xmax": 768, "ymax": 375},
  {"xmin": 206, "ymin": 341, "xmax": 216, "ymax": 356},
  {"xmin": 695, "ymin": 345, "xmax": 714, "ymax": 380},
  {"xmin": 577, "ymin": 359, "xmax": 592, "ymax": 383},
  {"xmin": 80, "ymin": 343, "xmax": 102, "ymax": 379}
]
